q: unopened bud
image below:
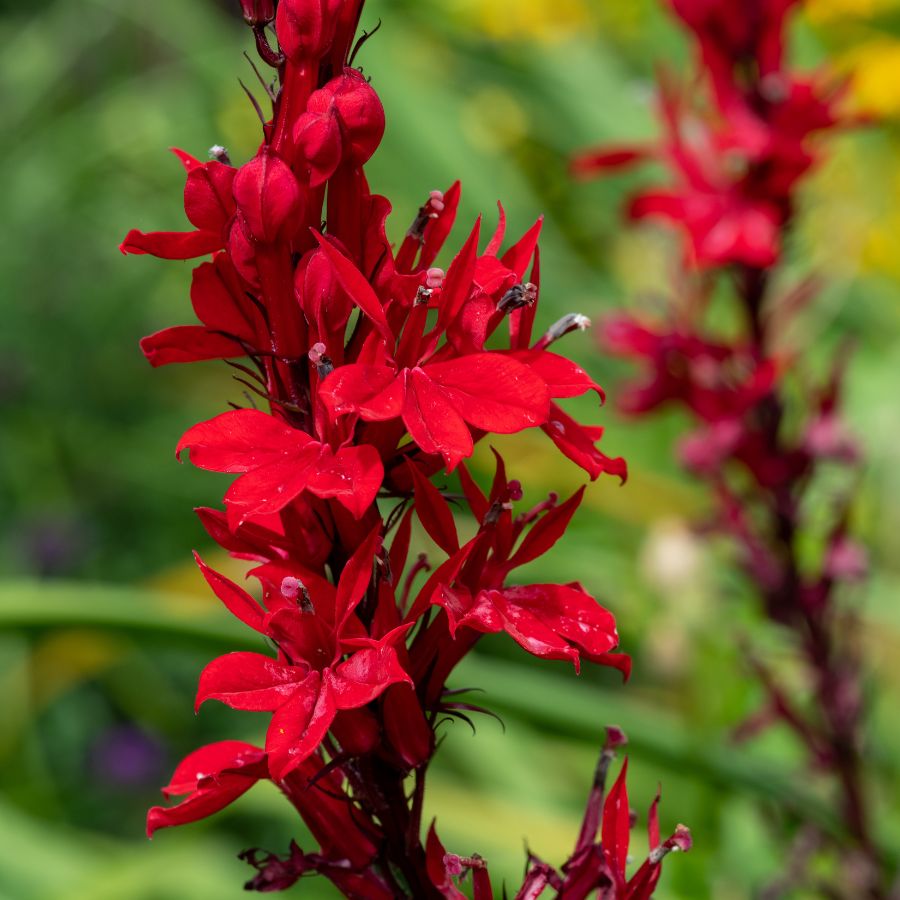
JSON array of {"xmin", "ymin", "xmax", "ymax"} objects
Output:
[
  {"xmin": 604, "ymin": 725, "xmax": 628, "ymax": 750},
  {"xmin": 240, "ymin": 0, "xmax": 275, "ymax": 25}
]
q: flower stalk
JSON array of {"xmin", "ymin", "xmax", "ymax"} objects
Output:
[
  {"xmin": 576, "ymin": 0, "xmax": 884, "ymax": 894},
  {"xmin": 123, "ymin": 0, "xmax": 687, "ymax": 896}
]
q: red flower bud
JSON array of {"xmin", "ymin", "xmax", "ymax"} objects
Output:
[
  {"xmin": 294, "ymin": 70, "xmax": 385, "ymax": 185},
  {"xmin": 275, "ymin": 0, "xmax": 343, "ymax": 63},
  {"xmin": 328, "ymin": 69, "xmax": 385, "ymax": 165},
  {"xmin": 240, "ymin": 0, "xmax": 275, "ymax": 25},
  {"xmin": 232, "ymin": 149, "xmax": 302, "ymax": 243}
]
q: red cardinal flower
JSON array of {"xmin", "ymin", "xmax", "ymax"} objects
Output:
[
  {"xmin": 147, "ymin": 740, "xmax": 267, "ymax": 837},
  {"xmin": 120, "ymin": 150, "xmax": 235, "ymax": 260},
  {"xmin": 320, "ymin": 352, "xmax": 549, "ymax": 471},
  {"xmin": 121, "ymin": 2, "xmax": 687, "ymax": 896},
  {"xmin": 176, "ymin": 409, "xmax": 383, "ymax": 524}
]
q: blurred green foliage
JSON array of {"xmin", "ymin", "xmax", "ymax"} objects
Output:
[{"xmin": 1, "ymin": 0, "xmax": 900, "ymax": 897}]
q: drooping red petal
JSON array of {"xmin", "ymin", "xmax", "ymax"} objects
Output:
[
  {"xmin": 499, "ymin": 583, "xmax": 619, "ymax": 660},
  {"xmin": 177, "ymin": 409, "xmax": 316, "ymax": 472},
  {"xmin": 193, "ymin": 552, "xmax": 266, "ymax": 632},
  {"xmin": 516, "ymin": 350, "xmax": 606, "ymax": 402},
  {"xmin": 119, "ymin": 228, "xmax": 223, "ymax": 259},
  {"xmin": 140, "ymin": 326, "xmax": 245, "ymax": 367},
  {"xmin": 147, "ymin": 740, "xmax": 266, "ymax": 837},
  {"xmin": 313, "ymin": 233, "xmax": 394, "ymax": 345},
  {"xmin": 196, "ymin": 652, "xmax": 310, "ymax": 711},
  {"xmin": 448, "ymin": 587, "xmax": 580, "ymax": 667},
  {"xmin": 543, "ymin": 403, "xmax": 628, "ymax": 482}
]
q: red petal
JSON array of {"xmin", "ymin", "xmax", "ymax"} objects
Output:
[
  {"xmin": 266, "ymin": 672, "xmax": 336, "ymax": 780},
  {"xmin": 402, "ymin": 368, "xmax": 472, "ymax": 471},
  {"xmin": 328, "ymin": 645, "xmax": 411, "ymax": 709},
  {"xmin": 500, "ymin": 583, "xmax": 619, "ymax": 660},
  {"xmin": 224, "ymin": 447, "xmax": 322, "ymax": 523},
  {"xmin": 437, "ymin": 218, "xmax": 481, "ymax": 332},
  {"xmin": 148, "ymin": 740, "xmax": 265, "ymax": 837},
  {"xmin": 190, "ymin": 255, "xmax": 262, "ymax": 341},
  {"xmin": 140, "ymin": 326, "xmax": 245, "ymax": 367},
  {"xmin": 119, "ymin": 228, "xmax": 222, "ymax": 259},
  {"xmin": 500, "ymin": 216, "xmax": 542, "ymax": 281},
  {"xmin": 318, "ymin": 364, "xmax": 402, "ymax": 421},
  {"xmin": 456, "ymin": 588, "xmax": 580, "ymax": 667},
  {"xmin": 162, "ymin": 740, "xmax": 265, "ymax": 796},
  {"xmin": 193, "ymin": 552, "xmax": 266, "ymax": 632},
  {"xmin": 518, "ymin": 350, "xmax": 605, "ymax": 402},
  {"xmin": 196, "ymin": 652, "xmax": 309, "ymax": 711},
  {"xmin": 426, "ymin": 353, "xmax": 549, "ymax": 433},
  {"xmin": 307, "ymin": 444, "xmax": 384, "ymax": 519},
  {"xmin": 334, "ymin": 526, "xmax": 380, "ymax": 634},
  {"xmin": 313, "ymin": 233, "xmax": 394, "ymax": 345},
  {"xmin": 184, "ymin": 161, "xmax": 236, "ymax": 232},
  {"xmin": 177, "ymin": 409, "xmax": 315, "ymax": 472},
  {"xmin": 508, "ymin": 487, "xmax": 585, "ymax": 569},
  {"xmin": 543, "ymin": 403, "xmax": 627, "ymax": 482},
  {"xmin": 602, "ymin": 759, "xmax": 631, "ymax": 885},
  {"xmin": 408, "ymin": 462, "xmax": 460, "ymax": 555}
]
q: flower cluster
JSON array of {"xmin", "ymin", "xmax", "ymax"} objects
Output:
[
  {"xmin": 123, "ymin": 0, "xmax": 686, "ymax": 896},
  {"xmin": 577, "ymin": 0, "xmax": 883, "ymax": 894}
]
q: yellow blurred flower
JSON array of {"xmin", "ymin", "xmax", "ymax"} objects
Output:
[
  {"xmin": 460, "ymin": 85, "xmax": 529, "ymax": 151},
  {"xmin": 842, "ymin": 38, "xmax": 900, "ymax": 118},
  {"xmin": 807, "ymin": 0, "xmax": 900, "ymax": 22},
  {"xmin": 453, "ymin": 0, "xmax": 592, "ymax": 42}
]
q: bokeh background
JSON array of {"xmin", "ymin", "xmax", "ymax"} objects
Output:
[{"xmin": 1, "ymin": 0, "xmax": 900, "ymax": 897}]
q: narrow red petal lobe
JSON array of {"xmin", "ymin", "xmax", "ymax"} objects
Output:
[
  {"xmin": 602, "ymin": 759, "xmax": 631, "ymax": 886},
  {"xmin": 193, "ymin": 552, "xmax": 266, "ymax": 632},
  {"xmin": 119, "ymin": 228, "xmax": 223, "ymax": 259},
  {"xmin": 140, "ymin": 326, "xmax": 245, "ymax": 367}
]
